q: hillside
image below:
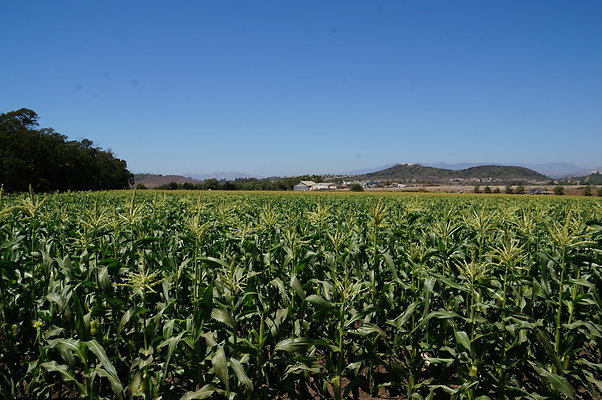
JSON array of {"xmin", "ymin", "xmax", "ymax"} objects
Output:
[
  {"xmin": 573, "ymin": 172, "xmax": 602, "ymax": 185},
  {"xmin": 134, "ymin": 174, "xmax": 202, "ymax": 188},
  {"xmin": 359, "ymin": 164, "xmax": 549, "ymax": 183}
]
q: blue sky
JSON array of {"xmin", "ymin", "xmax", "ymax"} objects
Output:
[{"xmin": 2, "ymin": 1, "xmax": 601, "ymax": 176}]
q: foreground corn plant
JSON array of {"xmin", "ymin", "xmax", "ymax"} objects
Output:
[{"xmin": 0, "ymin": 190, "xmax": 600, "ymax": 399}]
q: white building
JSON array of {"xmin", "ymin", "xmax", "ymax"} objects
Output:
[
  {"xmin": 293, "ymin": 181, "xmax": 316, "ymax": 191},
  {"xmin": 293, "ymin": 181, "xmax": 337, "ymax": 191},
  {"xmin": 312, "ymin": 182, "xmax": 337, "ymax": 191}
]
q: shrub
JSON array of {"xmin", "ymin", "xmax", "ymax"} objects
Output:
[
  {"xmin": 349, "ymin": 183, "xmax": 364, "ymax": 192},
  {"xmin": 583, "ymin": 186, "xmax": 592, "ymax": 196},
  {"xmin": 554, "ymin": 186, "xmax": 565, "ymax": 196}
]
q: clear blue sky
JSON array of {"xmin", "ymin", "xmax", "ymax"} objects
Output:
[{"xmin": 2, "ymin": 1, "xmax": 601, "ymax": 176}]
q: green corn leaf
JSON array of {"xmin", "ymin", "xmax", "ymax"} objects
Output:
[
  {"xmin": 159, "ymin": 330, "xmax": 185, "ymax": 380},
  {"xmin": 454, "ymin": 330, "xmax": 472, "ymax": 354},
  {"xmin": 211, "ymin": 308, "xmax": 234, "ymax": 328},
  {"xmin": 583, "ymin": 371, "xmax": 602, "ymax": 392},
  {"xmin": 84, "ymin": 339, "xmax": 121, "ymax": 388},
  {"xmin": 230, "ymin": 357, "xmax": 253, "ymax": 392},
  {"xmin": 290, "ymin": 275, "xmax": 306, "ymax": 299},
  {"xmin": 180, "ymin": 384, "xmax": 220, "ymax": 400},
  {"xmin": 204, "ymin": 256, "xmax": 231, "ymax": 269},
  {"xmin": 413, "ymin": 310, "xmax": 459, "ymax": 332},
  {"xmin": 275, "ymin": 337, "xmax": 316, "ymax": 352},
  {"xmin": 211, "ymin": 346, "xmax": 229, "ymax": 392},
  {"xmin": 94, "ymin": 365, "xmax": 124, "ymax": 399},
  {"xmin": 47, "ymin": 292, "xmax": 65, "ymax": 309},
  {"xmin": 41, "ymin": 361, "xmax": 87, "ymax": 395},
  {"xmin": 46, "ymin": 338, "xmax": 87, "ymax": 365},
  {"xmin": 305, "ymin": 294, "xmax": 333, "ymax": 310},
  {"xmin": 529, "ymin": 362, "xmax": 576, "ymax": 399},
  {"xmin": 535, "ymin": 330, "xmax": 563, "ymax": 373},
  {"xmin": 118, "ymin": 308, "xmax": 135, "ymax": 333}
]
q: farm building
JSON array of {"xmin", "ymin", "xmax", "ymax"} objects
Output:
[
  {"xmin": 293, "ymin": 181, "xmax": 337, "ymax": 191},
  {"xmin": 312, "ymin": 182, "xmax": 337, "ymax": 191},
  {"xmin": 293, "ymin": 181, "xmax": 316, "ymax": 191}
]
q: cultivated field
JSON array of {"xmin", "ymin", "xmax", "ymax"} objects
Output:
[{"xmin": 0, "ymin": 190, "xmax": 600, "ymax": 399}]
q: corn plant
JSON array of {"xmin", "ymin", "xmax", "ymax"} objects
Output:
[{"xmin": 0, "ymin": 190, "xmax": 600, "ymax": 399}]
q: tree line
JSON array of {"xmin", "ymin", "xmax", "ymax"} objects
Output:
[
  {"xmin": 0, "ymin": 108, "xmax": 133, "ymax": 192},
  {"xmin": 143, "ymin": 175, "xmax": 323, "ymax": 191}
]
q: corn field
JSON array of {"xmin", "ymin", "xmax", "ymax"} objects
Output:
[{"xmin": 0, "ymin": 189, "xmax": 601, "ymax": 399}]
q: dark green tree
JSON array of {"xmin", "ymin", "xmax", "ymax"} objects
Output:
[
  {"xmin": 349, "ymin": 183, "xmax": 364, "ymax": 192},
  {"xmin": 0, "ymin": 109, "xmax": 133, "ymax": 192}
]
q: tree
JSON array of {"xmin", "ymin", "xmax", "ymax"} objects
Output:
[
  {"xmin": 484, "ymin": 186, "xmax": 492, "ymax": 193},
  {"xmin": 0, "ymin": 109, "xmax": 133, "ymax": 192},
  {"xmin": 514, "ymin": 185, "xmax": 525, "ymax": 194},
  {"xmin": 349, "ymin": 183, "xmax": 364, "ymax": 192},
  {"xmin": 598, "ymin": 187, "xmax": 602, "ymax": 197},
  {"xmin": 554, "ymin": 186, "xmax": 565, "ymax": 196},
  {"xmin": 493, "ymin": 187, "xmax": 501, "ymax": 193},
  {"xmin": 505, "ymin": 186, "xmax": 513, "ymax": 194},
  {"xmin": 473, "ymin": 185, "xmax": 481, "ymax": 193}
]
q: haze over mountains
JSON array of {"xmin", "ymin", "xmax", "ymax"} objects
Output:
[
  {"xmin": 186, "ymin": 172, "xmax": 253, "ymax": 181},
  {"xmin": 137, "ymin": 161, "xmax": 600, "ymax": 184},
  {"xmin": 422, "ymin": 162, "xmax": 599, "ymax": 178}
]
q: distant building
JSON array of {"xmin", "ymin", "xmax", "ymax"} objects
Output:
[
  {"xmin": 364, "ymin": 181, "xmax": 381, "ymax": 188},
  {"xmin": 312, "ymin": 182, "xmax": 337, "ymax": 191},
  {"xmin": 293, "ymin": 181, "xmax": 337, "ymax": 191},
  {"xmin": 293, "ymin": 181, "xmax": 316, "ymax": 191}
]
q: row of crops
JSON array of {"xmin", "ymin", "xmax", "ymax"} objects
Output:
[{"xmin": 0, "ymin": 189, "xmax": 601, "ymax": 399}]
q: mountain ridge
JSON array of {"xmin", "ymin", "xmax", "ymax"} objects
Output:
[
  {"xmin": 422, "ymin": 162, "xmax": 596, "ymax": 178},
  {"xmin": 356, "ymin": 164, "xmax": 549, "ymax": 183}
]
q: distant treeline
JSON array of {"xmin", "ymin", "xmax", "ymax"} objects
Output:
[
  {"xmin": 143, "ymin": 176, "xmax": 322, "ymax": 191},
  {"xmin": 0, "ymin": 109, "xmax": 133, "ymax": 192}
]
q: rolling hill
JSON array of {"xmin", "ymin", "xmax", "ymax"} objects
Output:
[{"xmin": 358, "ymin": 164, "xmax": 549, "ymax": 183}]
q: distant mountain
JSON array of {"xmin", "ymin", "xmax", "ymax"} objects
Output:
[
  {"xmin": 423, "ymin": 162, "xmax": 484, "ymax": 170},
  {"xmin": 422, "ymin": 162, "xmax": 592, "ymax": 178},
  {"xmin": 337, "ymin": 163, "xmax": 397, "ymax": 175},
  {"xmin": 357, "ymin": 164, "xmax": 549, "ymax": 183},
  {"xmin": 518, "ymin": 163, "xmax": 590, "ymax": 178},
  {"xmin": 134, "ymin": 174, "xmax": 202, "ymax": 188},
  {"xmin": 186, "ymin": 172, "xmax": 254, "ymax": 180}
]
